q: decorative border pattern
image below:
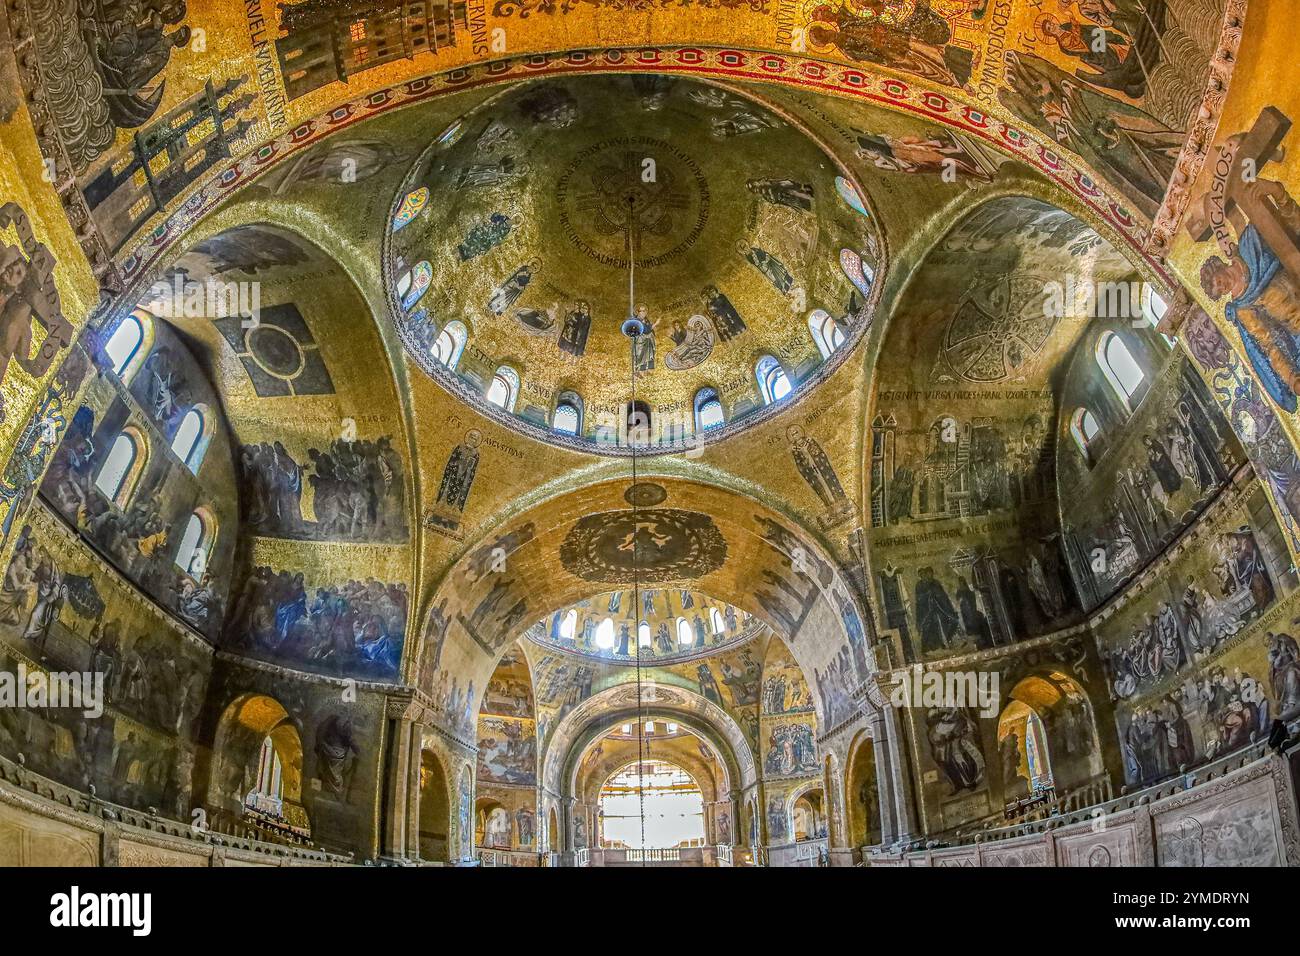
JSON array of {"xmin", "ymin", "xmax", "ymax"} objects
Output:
[
  {"xmin": 1145, "ymin": 0, "xmax": 1248, "ymax": 258},
  {"xmin": 102, "ymin": 45, "xmax": 1171, "ymax": 312},
  {"xmin": 7, "ymin": 0, "xmax": 118, "ymax": 289}
]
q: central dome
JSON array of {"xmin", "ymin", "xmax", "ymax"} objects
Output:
[{"xmin": 385, "ymin": 75, "xmax": 880, "ymax": 453}]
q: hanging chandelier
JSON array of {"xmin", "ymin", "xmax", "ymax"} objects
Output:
[{"xmin": 621, "ymin": 196, "xmax": 650, "ymax": 863}]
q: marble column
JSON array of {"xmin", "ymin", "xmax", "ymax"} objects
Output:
[
  {"xmin": 559, "ymin": 795, "xmax": 577, "ymax": 866},
  {"xmin": 380, "ymin": 715, "xmax": 414, "ymax": 861},
  {"xmin": 404, "ymin": 723, "xmax": 425, "ymax": 860},
  {"xmin": 873, "ymin": 705, "xmax": 918, "ymax": 845}
]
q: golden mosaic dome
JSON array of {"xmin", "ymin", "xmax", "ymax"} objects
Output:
[{"xmin": 385, "ymin": 75, "xmax": 881, "ymax": 453}]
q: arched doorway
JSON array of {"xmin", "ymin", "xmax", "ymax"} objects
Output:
[
  {"xmin": 791, "ymin": 787, "xmax": 826, "ymax": 842},
  {"xmin": 476, "ymin": 799, "xmax": 512, "ymax": 849},
  {"xmin": 418, "ymin": 749, "xmax": 451, "ymax": 862},
  {"xmin": 474, "ymin": 641, "xmax": 538, "ymax": 857},
  {"xmin": 846, "ymin": 735, "xmax": 884, "ymax": 849},
  {"xmin": 997, "ymin": 672, "xmax": 1103, "ymax": 805},
  {"xmin": 598, "ymin": 761, "xmax": 706, "ymax": 850},
  {"xmin": 208, "ymin": 694, "xmax": 310, "ymax": 842}
]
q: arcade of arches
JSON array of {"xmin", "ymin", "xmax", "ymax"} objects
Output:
[{"xmin": 3, "ymin": 0, "xmax": 1300, "ymax": 870}]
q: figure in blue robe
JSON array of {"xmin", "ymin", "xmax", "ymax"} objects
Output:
[{"xmin": 1223, "ymin": 226, "xmax": 1298, "ymax": 412}]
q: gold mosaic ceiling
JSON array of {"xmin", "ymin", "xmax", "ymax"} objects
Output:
[{"xmin": 386, "ymin": 75, "xmax": 880, "ymax": 451}]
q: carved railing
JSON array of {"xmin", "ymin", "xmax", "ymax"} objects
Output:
[
  {"xmin": 627, "ymin": 847, "xmax": 680, "ymax": 862},
  {"xmin": 208, "ymin": 808, "xmax": 314, "ymax": 848},
  {"xmin": 921, "ymin": 772, "xmax": 1115, "ymax": 846},
  {"xmin": 796, "ymin": 838, "xmax": 829, "ymax": 865},
  {"xmin": 912, "ymin": 739, "xmax": 1271, "ymax": 853},
  {"xmin": 716, "ymin": 843, "xmax": 733, "ymax": 867},
  {"xmin": 0, "ymin": 753, "xmax": 351, "ymax": 864},
  {"xmin": 765, "ymin": 838, "xmax": 828, "ymax": 866},
  {"xmin": 477, "ymin": 846, "xmax": 542, "ymax": 867}
]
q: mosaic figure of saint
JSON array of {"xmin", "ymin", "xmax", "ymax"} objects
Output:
[
  {"xmin": 741, "ymin": 244, "xmax": 795, "ymax": 294},
  {"xmin": 436, "ymin": 430, "xmax": 481, "ymax": 515},
  {"xmin": 631, "ymin": 305, "xmax": 655, "ymax": 371},
  {"xmin": 745, "ymin": 178, "xmax": 813, "ymax": 212},
  {"xmin": 487, "ymin": 261, "xmax": 537, "ymax": 316},
  {"xmin": 701, "ymin": 285, "xmax": 747, "ymax": 342},
  {"xmin": 559, "ymin": 301, "xmax": 592, "ymax": 357}
]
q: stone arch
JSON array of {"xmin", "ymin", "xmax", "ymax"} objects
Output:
[
  {"xmin": 418, "ymin": 475, "xmax": 873, "ymax": 741},
  {"xmin": 544, "ymin": 684, "xmax": 756, "ymax": 800},
  {"xmin": 580, "ymin": 743, "xmax": 725, "ymax": 813},
  {"xmin": 786, "ymin": 778, "xmax": 827, "ymax": 843},
  {"xmin": 546, "ymin": 806, "xmax": 560, "ymax": 853},
  {"xmin": 475, "ymin": 797, "xmax": 511, "ymax": 849},
  {"xmin": 844, "ymin": 729, "xmax": 884, "ymax": 852},
  {"xmin": 418, "ymin": 747, "xmax": 452, "ymax": 863},
  {"xmin": 205, "ymin": 693, "xmax": 307, "ymax": 834},
  {"xmin": 996, "ymin": 669, "xmax": 1105, "ymax": 804},
  {"xmin": 131, "ymin": 215, "xmax": 418, "ymax": 684},
  {"xmin": 585, "ymin": 753, "xmax": 716, "ymax": 850}
]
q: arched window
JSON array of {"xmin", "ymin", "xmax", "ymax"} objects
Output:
[
  {"xmin": 1023, "ymin": 710, "xmax": 1052, "ymax": 792},
  {"xmin": 552, "ymin": 401, "xmax": 580, "ymax": 435},
  {"xmin": 103, "ymin": 311, "xmax": 152, "ymax": 382},
  {"xmin": 709, "ymin": 607, "xmax": 725, "ymax": 635},
  {"xmin": 94, "ymin": 431, "xmax": 144, "ymax": 506},
  {"xmin": 400, "ymin": 261, "xmax": 432, "ymax": 311},
  {"xmin": 808, "ymin": 309, "xmax": 845, "ymax": 359},
  {"xmin": 694, "ymin": 388, "xmax": 724, "ymax": 432},
  {"xmin": 638, "ymin": 621, "xmax": 652, "ymax": 648},
  {"xmin": 594, "ymin": 617, "xmax": 615, "ymax": 651},
  {"xmin": 835, "ymin": 175, "xmax": 869, "ymax": 217},
  {"xmin": 174, "ymin": 510, "xmax": 215, "ymax": 578},
  {"xmin": 395, "ymin": 261, "xmax": 431, "ymax": 310},
  {"xmin": 559, "ymin": 609, "xmax": 578, "ymax": 641},
  {"xmin": 171, "ymin": 406, "xmax": 207, "ymax": 472},
  {"xmin": 622, "ymin": 400, "xmax": 651, "ymax": 446},
  {"xmin": 1141, "ymin": 285, "xmax": 1176, "ymax": 347},
  {"xmin": 435, "ymin": 118, "xmax": 464, "ymax": 147},
  {"xmin": 392, "ymin": 186, "xmax": 429, "ymax": 232},
  {"xmin": 840, "ymin": 248, "xmax": 874, "ymax": 297},
  {"xmin": 998, "ymin": 699, "xmax": 1056, "ymax": 797},
  {"xmin": 756, "ymin": 356, "xmax": 791, "ymax": 405},
  {"xmin": 599, "ymin": 761, "xmax": 704, "ymax": 850},
  {"xmin": 432, "ymin": 320, "xmax": 467, "ymax": 369},
  {"xmin": 1141, "ymin": 286, "xmax": 1167, "ymax": 327},
  {"xmin": 676, "ymin": 617, "xmax": 692, "ymax": 646},
  {"xmin": 1096, "ymin": 331, "xmax": 1145, "ymax": 409},
  {"xmin": 486, "ymin": 365, "xmax": 520, "ymax": 412},
  {"xmin": 1070, "ymin": 407, "xmax": 1101, "ymax": 462},
  {"xmin": 245, "ymin": 736, "xmax": 284, "ymax": 815}
]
